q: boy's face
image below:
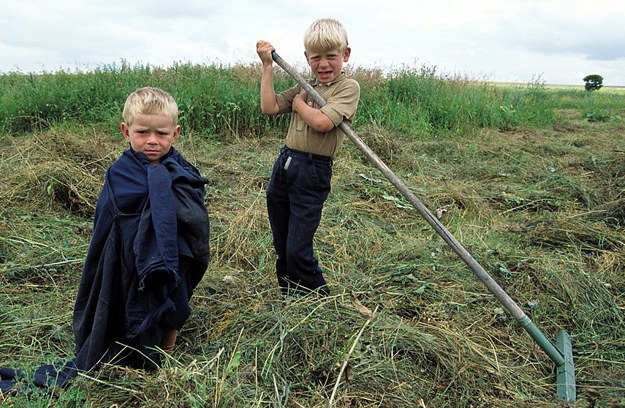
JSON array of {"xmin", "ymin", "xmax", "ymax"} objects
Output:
[
  {"xmin": 305, "ymin": 47, "xmax": 351, "ymax": 84},
  {"xmin": 121, "ymin": 113, "xmax": 180, "ymax": 165}
]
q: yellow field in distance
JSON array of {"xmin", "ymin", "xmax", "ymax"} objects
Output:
[{"xmin": 482, "ymin": 81, "xmax": 625, "ymax": 94}]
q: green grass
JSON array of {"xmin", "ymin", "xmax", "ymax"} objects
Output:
[
  {"xmin": 1, "ymin": 63, "xmax": 625, "ymax": 407},
  {"xmin": 1, "ymin": 63, "xmax": 596, "ymax": 139}
]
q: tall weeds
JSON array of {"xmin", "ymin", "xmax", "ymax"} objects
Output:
[{"xmin": 0, "ymin": 62, "xmax": 574, "ymax": 138}]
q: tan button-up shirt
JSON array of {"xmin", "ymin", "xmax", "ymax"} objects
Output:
[{"xmin": 276, "ymin": 72, "xmax": 360, "ymax": 157}]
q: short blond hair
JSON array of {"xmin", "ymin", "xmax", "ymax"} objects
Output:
[
  {"xmin": 122, "ymin": 87, "xmax": 178, "ymax": 126},
  {"xmin": 304, "ymin": 18, "xmax": 349, "ymax": 54}
]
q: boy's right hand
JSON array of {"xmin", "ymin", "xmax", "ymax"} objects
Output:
[{"xmin": 256, "ymin": 41, "xmax": 275, "ymax": 66}]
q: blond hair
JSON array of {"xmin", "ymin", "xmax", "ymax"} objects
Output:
[
  {"xmin": 304, "ymin": 18, "xmax": 349, "ymax": 54},
  {"xmin": 122, "ymin": 87, "xmax": 178, "ymax": 126}
]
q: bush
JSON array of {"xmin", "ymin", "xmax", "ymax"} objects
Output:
[{"xmin": 583, "ymin": 74, "xmax": 603, "ymax": 91}]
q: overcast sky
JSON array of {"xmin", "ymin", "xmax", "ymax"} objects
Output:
[{"xmin": 2, "ymin": 0, "xmax": 624, "ymax": 86}]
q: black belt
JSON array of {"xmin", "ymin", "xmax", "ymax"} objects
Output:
[{"xmin": 281, "ymin": 146, "xmax": 333, "ymax": 163}]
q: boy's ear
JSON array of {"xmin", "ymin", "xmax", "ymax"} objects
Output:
[
  {"xmin": 121, "ymin": 122, "xmax": 131, "ymax": 142},
  {"xmin": 173, "ymin": 125, "xmax": 181, "ymax": 142},
  {"xmin": 343, "ymin": 47, "xmax": 351, "ymax": 62}
]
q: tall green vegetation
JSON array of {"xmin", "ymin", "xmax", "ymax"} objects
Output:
[
  {"xmin": 0, "ymin": 62, "xmax": 289, "ymax": 137},
  {"xmin": 358, "ymin": 67, "xmax": 557, "ymax": 135},
  {"xmin": 0, "ymin": 62, "xmax": 570, "ymax": 138}
]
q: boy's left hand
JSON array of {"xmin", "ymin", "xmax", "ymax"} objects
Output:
[
  {"xmin": 293, "ymin": 88, "xmax": 308, "ymax": 105},
  {"xmin": 292, "ymin": 87, "xmax": 333, "ymax": 132}
]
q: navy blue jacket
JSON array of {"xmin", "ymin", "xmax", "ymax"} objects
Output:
[{"xmin": 73, "ymin": 147, "xmax": 210, "ymax": 371}]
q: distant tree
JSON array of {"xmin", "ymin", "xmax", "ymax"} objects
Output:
[{"xmin": 583, "ymin": 74, "xmax": 603, "ymax": 91}]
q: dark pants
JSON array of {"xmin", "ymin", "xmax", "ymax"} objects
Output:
[{"xmin": 266, "ymin": 146, "xmax": 332, "ymax": 295}]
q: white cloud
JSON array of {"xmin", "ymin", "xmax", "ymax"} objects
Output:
[{"xmin": 1, "ymin": 0, "xmax": 623, "ymax": 85}]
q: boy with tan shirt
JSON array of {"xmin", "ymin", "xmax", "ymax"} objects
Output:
[{"xmin": 256, "ymin": 18, "xmax": 360, "ymax": 296}]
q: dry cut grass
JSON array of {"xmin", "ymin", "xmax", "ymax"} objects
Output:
[{"xmin": 1, "ymin": 111, "xmax": 625, "ymax": 407}]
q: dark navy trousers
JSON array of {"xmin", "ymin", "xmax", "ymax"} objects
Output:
[{"xmin": 266, "ymin": 146, "xmax": 332, "ymax": 295}]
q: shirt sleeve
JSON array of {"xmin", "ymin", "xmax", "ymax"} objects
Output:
[{"xmin": 320, "ymin": 79, "xmax": 360, "ymax": 126}]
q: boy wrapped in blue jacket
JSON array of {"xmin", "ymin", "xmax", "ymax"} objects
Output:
[{"xmin": 73, "ymin": 87, "xmax": 211, "ymax": 370}]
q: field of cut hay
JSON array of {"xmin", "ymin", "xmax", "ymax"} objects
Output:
[{"xmin": 1, "ymin": 70, "xmax": 625, "ymax": 407}]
